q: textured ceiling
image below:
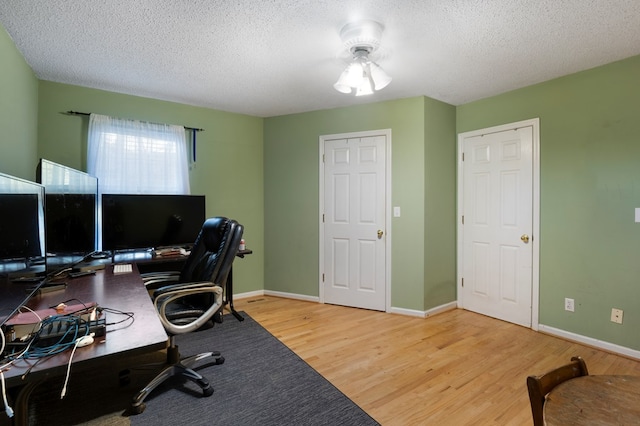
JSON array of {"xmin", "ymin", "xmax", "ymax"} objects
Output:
[{"xmin": 1, "ymin": 1, "xmax": 640, "ymax": 117}]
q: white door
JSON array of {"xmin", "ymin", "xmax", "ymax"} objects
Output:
[
  {"xmin": 459, "ymin": 122, "xmax": 537, "ymax": 327},
  {"xmin": 321, "ymin": 132, "xmax": 388, "ymax": 311}
]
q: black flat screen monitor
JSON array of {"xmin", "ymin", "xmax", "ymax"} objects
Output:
[
  {"xmin": 0, "ymin": 194, "xmax": 42, "ymax": 260},
  {"xmin": 0, "ymin": 174, "xmax": 45, "ymax": 265},
  {"xmin": 0, "ymin": 173, "xmax": 46, "ymax": 326},
  {"xmin": 36, "ymin": 159, "xmax": 98, "ymax": 256},
  {"xmin": 101, "ymin": 194, "xmax": 206, "ymax": 251},
  {"xmin": 44, "ymin": 193, "xmax": 96, "ymax": 254}
]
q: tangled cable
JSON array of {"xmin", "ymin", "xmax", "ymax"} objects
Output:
[{"xmin": 23, "ymin": 315, "xmax": 90, "ymax": 359}]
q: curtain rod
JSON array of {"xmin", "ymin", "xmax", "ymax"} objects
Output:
[{"xmin": 65, "ymin": 110, "xmax": 204, "ymax": 132}]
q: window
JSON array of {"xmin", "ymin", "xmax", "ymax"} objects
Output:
[{"xmin": 87, "ymin": 114, "xmax": 190, "ymax": 194}]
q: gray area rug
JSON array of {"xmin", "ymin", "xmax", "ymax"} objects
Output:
[
  {"xmin": 16, "ymin": 312, "xmax": 378, "ymax": 426},
  {"xmin": 130, "ymin": 311, "xmax": 379, "ymax": 426}
]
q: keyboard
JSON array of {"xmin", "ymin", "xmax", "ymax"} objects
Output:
[{"xmin": 113, "ymin": 263, "xmax": 133, "ymax": 274}]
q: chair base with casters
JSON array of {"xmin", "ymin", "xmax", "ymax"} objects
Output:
[
  {"xmin": 130, "ymin": 335, "xmax": 225, "ymax": 414},
  {"xmin": 128, "ymin": 282, "xmax": 226, "ymax": 414}
]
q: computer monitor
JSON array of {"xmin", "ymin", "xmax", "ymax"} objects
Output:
[
  {"xmin": 36, "ymin": 159, "xmax": 98, "ymax": 257},
  {"xmin": 0, "ymin": 173, "xmax": 46, "ymax": 326},
  {"xmin": 101, "ymin": 194, "xmax": 205, "ymax": 251},
  {"xmin": 43, "ymin": 193, "xmax": 96, "ymax": 254},
  {"xmin": 0, "ymin": 173, "xmax": 46, "ymax": 267}
]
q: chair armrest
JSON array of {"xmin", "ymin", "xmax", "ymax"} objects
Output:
[{"xmin": 153, "ymin": 282, "xmax": 223, "ymax": 335}]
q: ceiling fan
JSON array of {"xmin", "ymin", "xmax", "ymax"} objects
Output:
[{"xmin": 333, "ymin": 20, "xmax": 392, "ymax": 96}]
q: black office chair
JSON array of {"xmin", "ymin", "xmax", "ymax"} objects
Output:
[{"xmin": 130, "ymin": 216, "xmax": 244, "ymax": 414}]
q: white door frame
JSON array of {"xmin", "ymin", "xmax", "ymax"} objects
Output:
[
  {"xmin": 319, "ymin": 129, "xmax": 392, "ymax": 312},
  {"xmin": 456, "ymin": 118, "xmax": 540, "ymax": 330}
]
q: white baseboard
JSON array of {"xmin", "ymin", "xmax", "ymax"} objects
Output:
[
  {"xmin": 388, "ymin": 306, "xmax": 425, "ymax": 317},
  {"xmin": 263, "ymin": 290, "xmax": 320, "ymax": 303},
  {"xmin": 538, "ymin": 323, "xmax": 640, "ymax": 360},
  {"xmin": 233, "ymin": 289, "xmax": 265, "ymax": 300},
  {"xmin": 233, "ymin": 289, "xmax": 320, "ymax": 303},
  {"xmin": 389, "ymin": 301, "xmax": 458, "ymax": 318}
]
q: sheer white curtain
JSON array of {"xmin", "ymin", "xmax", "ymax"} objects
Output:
[{"xmin": 87, "ymin": 114, "xmax": 190, "ymax": 194}]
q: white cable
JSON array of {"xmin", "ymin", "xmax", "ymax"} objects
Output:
[
  {"xmin": 60, "ymin": 340, "xmax": 78, "ymax": 399},
  {"xmin": 0, "ymin": 370, "xmax": 13, "ymax": 418},
  {"xmin": 0, "ymin": 325, "xmax": 5, "ymax": 356},
  {"xmin": 60, "ymin": 333, "xmax": 94, "ymax": 399},
  {"xmin": 15, "ymin": 305, "xmax": 43, "ymax": 338},
  {"xmin": 0, "ymin": 330, "xmax": 11, "ymax": 418},
  {"xmin": 2, "ymin": 321, "xmax": 25, "ymax": 418},
  {"xmin": 17, "ymin": 305, "xmax": 43, "ymax": 323}
]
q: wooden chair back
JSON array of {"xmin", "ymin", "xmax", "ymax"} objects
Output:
[{"xmin": 526, "ymin": 356, "xmax": 589, "ymax": 426}]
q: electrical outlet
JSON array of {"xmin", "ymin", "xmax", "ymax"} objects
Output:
[
  {"xmin": 564, "ymin": 298, "xmax": 575, "ymax": 312},
  {"xmin": 611, "ymin": 308, "xmax": 624, "ymax": 324}
]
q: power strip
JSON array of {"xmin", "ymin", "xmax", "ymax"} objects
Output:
[
  {"xmin": 34, "ymin": 316, "xmax": 107, "ymax": 347},
  {"xmin": 1, "ymin": 316, "xmax": 107, "ymax": 360}
]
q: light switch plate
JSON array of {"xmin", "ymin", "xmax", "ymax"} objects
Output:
[
  {"xmin": 636, "ymin": 208, "xmax": 640, "ymax": 223},
  {"xmin": 393, "ymin": 206, "xmax": 401, "ymax": 217}
]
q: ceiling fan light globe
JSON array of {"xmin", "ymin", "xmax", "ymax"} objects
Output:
[
  {"xmin": 334, "ymin": 67, "xmax": 354, "ymax": 93},
  {"xmin": 334, "ymin": 62, "xmax": 365, "ymax": 94},
  {"xmin": 344, "ymin": 62, "xmax": 365, "ymax": 87},
  {"xmin": 370, "ymin": 62, "xmax": 392, "ymax": 90}
]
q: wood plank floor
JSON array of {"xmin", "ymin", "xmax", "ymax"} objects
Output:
[{"xmin": 232, "ymin": 296, "xmax": 640, "ymax": 426}]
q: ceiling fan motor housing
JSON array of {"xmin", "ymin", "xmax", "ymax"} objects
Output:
[{"xmin": 340, "ymin": 20, "xmax": 384, "ymax": 54}]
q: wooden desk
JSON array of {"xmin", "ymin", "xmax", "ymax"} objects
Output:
[
  {"xmin": 2, "ymin": 264, "xmax": 168, "ymax": 425},
  {"xmin": 544, "ymin": 375, "xmax": 640, "ymax": 425}
]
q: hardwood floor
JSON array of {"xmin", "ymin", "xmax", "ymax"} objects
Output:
[{"xmin": 232, "ymin": 296, "xmax": 640, "ymax": 426}]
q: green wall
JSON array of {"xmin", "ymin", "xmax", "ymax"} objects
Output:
[
  {"xmin": 263, "ymin": 97, "xmax": 457, "ymax": 311},
  {"xmin": 36, "ymin": 81, "xmax": 265, "ymax": 294},
  {"xmin": 0, "ymin": 25, "xmax": 38, "ymax": 179},
  {"xmin": 457, "ymin": 55, "xmax": 640, "ymax": 350},
  {"xmin": 424, "ymin": 97, "xmax": 457, "ymax": 308}
]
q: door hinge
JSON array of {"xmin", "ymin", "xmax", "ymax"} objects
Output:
[
  {"xmin": 462, "ymin": 152, "xmax": 464, "ymax": 161},
  {"xmin": 322, "ymin": 273, "xmax": 324, "ymax": 282},
  {"xmin": 462, "ymin": 215, "xmax": 464, "ymax": 225},
  {"xmin": 461, "ymin": 277, "xmax": 464, "ymax": 287},
  {"xmin": 322, "ymin": 154, "xmax": 325, "ymax": 163},
  {"xmin": 322, "ymin": 214, "xmax": 325, "ymax": 223}
]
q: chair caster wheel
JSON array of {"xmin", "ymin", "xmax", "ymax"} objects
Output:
[
  {"xmin": 131, "ymin": 403, "xmax": 146, "ymax": 414},
  {"xmin": 203, "ymin": 386, "xmax": 214, "ymax": 397},
  {"xmin": 215, "ymin": 356, "xmax": 225, "ymax": 365}
]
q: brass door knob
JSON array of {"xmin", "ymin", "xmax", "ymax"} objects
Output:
[
  {"xmin": 377, "ymin": 230, "xmax": 384, "ymax": 239},
  {"xmin": 520, "ymin": 234, "xmax": 530, "ymax": 243}
]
